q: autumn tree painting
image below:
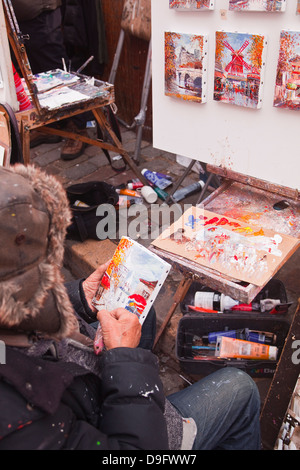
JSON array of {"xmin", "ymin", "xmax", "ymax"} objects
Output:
[
  {"xmin": 165, "ymin": 31, "xmax": 208, "ymax": 103},
  {"xmin": 273, "ymin": 30, "xmax": 300, "ymax": 110},
  {"xmin": 169, "ymin": 0, "xmax": 214, "ymax": 10},
  {"xmin": 229, "ymin": 0, "xmax": 285, "ymax": 11}
]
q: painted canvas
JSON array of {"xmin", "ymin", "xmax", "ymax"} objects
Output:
[
  {"xmin": 152, "ymin": 207, "xmax": 299, "ymax": 287},
  {"xmin": 229, "ymin": 0, "xmax": 286, "ymax": 12},
  {"xmin": 165, "ymin": 31, "xmax": 208, "ymax": 103},
  {"xmin": 92, "ymin": 237, "xmax": 171, "ymax": 323},
  {"xmin": 273, "ymin": 30, "xmax": 300, "ymax": 110},
  {"xmin": 169, "ymin": 0, "xmax": 214, "ymax": 10},
  {"xmin": 214, "ymin": 31, "xmax": 267, "ymax": 109}
]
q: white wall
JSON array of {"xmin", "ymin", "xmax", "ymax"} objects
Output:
[{"xmin": 152, "ymin": 0, "xmax": 300, "ymax": 191}]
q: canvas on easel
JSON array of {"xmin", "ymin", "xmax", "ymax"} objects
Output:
[
  {"xmin": 214, "ymin": 30, "xmax": 267, "ymax": 109},
  {"xmin": 169, "ymin": 0, "xmax": 214, "ymax": 11},
  {"xmin": 229, "ymin": 0, "xmax": 286, "ymax": 12},
  {"xmin": 273, "ymin": 30, "xmax": 300, "ymax": 111},
  {"xmin": 165, "ymin": 31, "xmax": 208, "ymax": 103}
]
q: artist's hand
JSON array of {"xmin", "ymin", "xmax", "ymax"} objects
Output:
[
  {"xmin": 82, "ymin": 261, "xmax": 111, "ymax": 310},
  {"xmin": 97, "ymin": 308, "xmax": 141, "ymax": 350}
]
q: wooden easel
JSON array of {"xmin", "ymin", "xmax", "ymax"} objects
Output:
[
  {"xmin": 108, "ymin": 0, "xmax": 152, "ymax": 164},
  {"xmin": 2, "ymin": 0, "xmax": 148, "ymax": 185}
]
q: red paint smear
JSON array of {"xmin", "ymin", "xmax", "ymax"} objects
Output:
[
  {"xmin": 216, "ymin": 217, "xmax": 229, "ymax": 225},
  {"xmin": 204, "ymin": 216, "xmax": 241, "ymax": 228}
]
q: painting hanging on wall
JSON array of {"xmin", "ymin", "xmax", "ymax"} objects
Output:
[
  {"xmin": 165, "ymin": 31, "xmax": 208, "ymax": 103},
  {"xmin": 229, "ymin": 0, "xmax": 286, "ymax": 12},
  {"xmin": 273, "ymin": 30, "xmax": 300, "ymax": 110},
  {"xmin": 169, "ymin": 0, "xmax": 214, "ymax": 10},
  {"xmin": 213, "ymin": 30, "xmax": 267, "ymax": 109}
]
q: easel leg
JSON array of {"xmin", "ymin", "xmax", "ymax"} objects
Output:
[
  {"xmin": 133, "ymin": 39, "xmax": 152, "ymax": 164},
  {"xmin": 20, "ymin": 120, "xmax": 30, "ymax": 165},
  {"xmin": 165, "ymin": 159, "xmax": 196, "ymax": 204},
  {"xmin": 153, "ymin": 276, "xmax": 193, "ymax": 350},
  {"xmin": 260, "ymin": 298, "xmax": 300, "ymax": 449}
]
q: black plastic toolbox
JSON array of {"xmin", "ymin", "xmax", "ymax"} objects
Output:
[{"xmin": 176, "ymin": 279, "xmax": 291, "ymax": 378}]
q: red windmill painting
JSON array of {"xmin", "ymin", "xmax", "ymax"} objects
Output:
[{"xmin": 214, "ymin": 31, "xmax": 267, "ymax": 109}]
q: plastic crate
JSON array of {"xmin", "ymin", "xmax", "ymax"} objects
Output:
[{"xmin": 176, "ymin": 279, "xmax": 291, "ymax": 377}]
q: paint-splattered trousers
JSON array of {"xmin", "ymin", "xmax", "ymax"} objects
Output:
[{"xmin": 167, "ymin": 367, "xmax": 261, "ymax": 450}]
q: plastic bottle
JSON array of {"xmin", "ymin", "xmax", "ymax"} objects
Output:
[
  {"xmin": 172, "ymin": 180, "xmax": 205, "ymax": 202},
  {"xmin": 141, "ymin": 169, "xmax": 172, "ymax": 190}
]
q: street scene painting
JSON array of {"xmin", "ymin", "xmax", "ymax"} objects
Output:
[
  {"xmin": 273, "ymin": 30, "xmax": 300, "ymax": 110},
  {"xmin": 165, "ymin": 31, "xmax": 208, "ymax": 103},
  {"xmin": 169, "ymin": 0, "xmax": 214, "ymax": 10},
  {"xmin": 229, "ymin": 0, "xmax": 286, "ymax": 11},
  {"xmin": 214, "ymin": 31, "xmax": 267, "ymax": 109}
]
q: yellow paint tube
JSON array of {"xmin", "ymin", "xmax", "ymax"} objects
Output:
[{"xmin": 216, "ymin": 336, "xmax": 278, "ymax": 360}]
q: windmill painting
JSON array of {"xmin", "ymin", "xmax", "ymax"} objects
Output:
[
  {"xmin": 214, "ymin": 31, "xmax": 267, "ymax": 109},
  {"xmin": 274, "ymin": 30, "xmax": 300, "ymax": 110},
  {"xmin": 169, "ymin": 0, "xmax": 214, "ymax": 10},
  {"xmin": 165, "ymin": 31, "xmax": 208, "ymax": 103},
  {"xmin": 229, "ymin": 0, "xmax": 286, "ymax": 12}
]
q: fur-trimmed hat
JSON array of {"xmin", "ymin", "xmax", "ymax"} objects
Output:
[{"xmin": 0, "ymin": 164, "xmax": 78, "ymax": 339}]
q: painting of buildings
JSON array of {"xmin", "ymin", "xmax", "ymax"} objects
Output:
[
  {"xmin": 273, "ymin": 30, "xmax": 300, "ymax": 110},
  {"xmin": 214, "ymin": 31, "xmax": 267, "ymax": 109},
  {"xmin": 92, "ymin": 237, "xmax": 170, "ymax": 323},
  {"xmin": 165, "ymin": 31, "xmax": 208, "ymax": 103},
  {"xmin": 229, "ymin": 0, "xmax": 286, "ymax": 12},
  {"xmin": 169, "ymin": 0, "xmax": 214, "ymax": 10}
]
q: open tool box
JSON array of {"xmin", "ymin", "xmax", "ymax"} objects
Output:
[{"xmin": 176, "ymin": 279, "xmax": 291, "ymax": 378}]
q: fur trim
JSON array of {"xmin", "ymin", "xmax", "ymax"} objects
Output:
[{"xmin": 11, "ymin": 164, "xmax": 72, "ymax": 266}]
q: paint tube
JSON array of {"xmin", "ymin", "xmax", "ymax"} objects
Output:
[
  {"xmin": 202, "ymin": 328, "xmax": 275, "ymax": 345},
  {"xmin": 73, "ymin": 200, "xmax": 89, "ymax": 207},
  {"xmin": 216, "ymin": 336, "xmax": 278, "ymax": 360},
  {"xmin": 153, "ymin": 187, "xmax": 169, "ymax": 200},
  {"xmin": 194, "ymin": 291, "xmax": 239, "ymax": 311},
  {"xmin": 141, "ymin": 169, "xmax": 173, "ymax": 190},
  {"xmin": 116, "ymin": 188, "xmax": 142, "ymax": 198},
  {"xmin": 172, "ymin": 180, "xmax": 205, "ymax": 202}
]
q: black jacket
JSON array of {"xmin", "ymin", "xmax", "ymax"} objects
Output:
[{"xmin": 0, "ymin": 281, "xmax": 169, "ymax": 450}]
